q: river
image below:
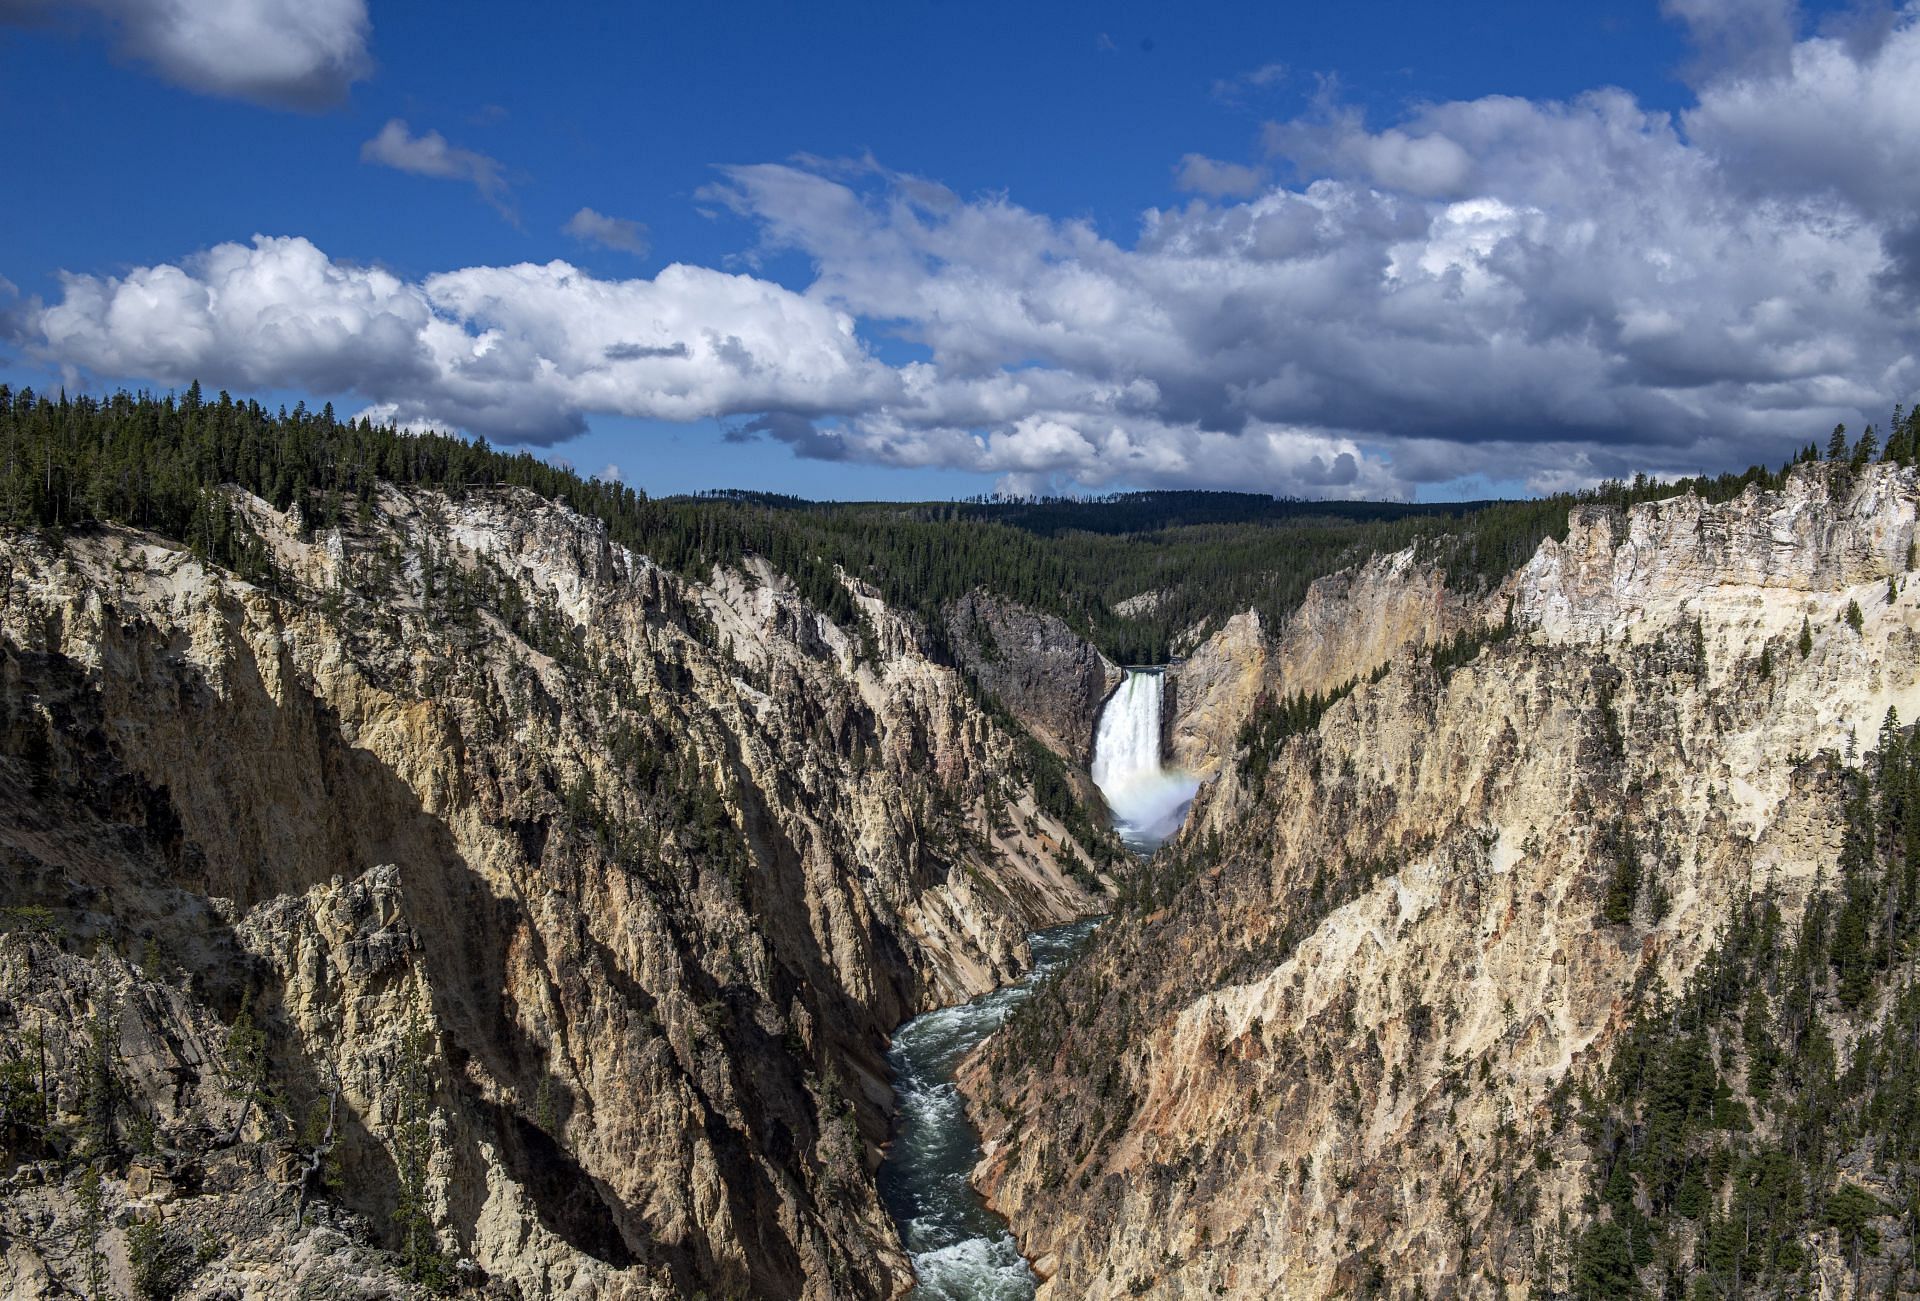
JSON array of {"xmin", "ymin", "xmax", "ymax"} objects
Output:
[
  {"xmin": 875, "ymin": 917, "xmax": 1099, "ymax": 1299},
  {"xmin": 877, "ymin": 666, "xmax": 1192, "ymax": 1297}
]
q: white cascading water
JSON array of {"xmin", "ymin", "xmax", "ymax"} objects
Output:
[{"xmin": 1091, "ymin": 669, "xmax": 1200, "ymax": 850}]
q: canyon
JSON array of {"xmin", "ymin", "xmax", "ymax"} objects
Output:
[{"xmin": 5, "ymin": 410, "xmax": 1920, "ymax": 1299}]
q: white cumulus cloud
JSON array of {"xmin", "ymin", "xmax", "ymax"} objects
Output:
[
  {"xmin": 15, "ymin": 6, "xmax": 1920, "ymax": 497},
  {"xmin": 1, "ymin": 0, "xmax": 370, "ymax": 108},
  {"xmin": 27, "ymin": 234, "xmax": 895, "ymax": 444}
]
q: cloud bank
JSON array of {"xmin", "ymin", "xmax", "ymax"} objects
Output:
[
  {"xmin": 1, "ymin": 0, "xmax": 370, "ymax": 108},
  {"xmin": 16, "ymin": 7, "xmax": 1920, "ymax": 496}
]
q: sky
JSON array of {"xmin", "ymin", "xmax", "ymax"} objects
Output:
[{"xmin": 1, "ymin": 0, "xmax": 1914, "ymax": 502}]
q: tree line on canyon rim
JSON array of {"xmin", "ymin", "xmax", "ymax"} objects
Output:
[{"xmin": 8, "ymin": 383, "xmax": 1915, "ymax": 666}]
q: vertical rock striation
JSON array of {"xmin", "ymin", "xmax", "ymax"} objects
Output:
[
  {"xmin": 1168, "ymin": 547, "xmax": 1466, "ymax": 780},
  {"xmin": 0, "ymin": 484, "xmax": 1108, "ymax": 1299},
  {"xmin": 945, "ymin": 589, "xmax": 1122, "ymax": 767}
]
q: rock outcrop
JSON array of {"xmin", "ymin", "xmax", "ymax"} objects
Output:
[
  {"xmin": 963, "ymin": 464, "xmax": 1920, "ymax": 1298},
  {"xmin": 0, "ymin": 484, "xmax": 1108, "ymax": 1299},
  {"xmin": 1168, "ymin": 548, "xmax": 1466, "ymax": 780},
  {"xmin": 1165, "ymin": 611, "xmax": 1265, "ymax": 779},
  {"xmin": 945, "ymin": 589, "xmax": 1122, "ymax": 766}
]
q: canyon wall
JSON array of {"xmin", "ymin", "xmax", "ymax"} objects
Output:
[
  {"xmin": 945, "ymin": 589, "xmax": 1122, "ymax": 767},
  {"xmin": 0, "ymin": 484, "xmax": 1107, "ymax": 1299},
  {"xmin": 965, "ymin": 464, "xmax": 1920, "ymax": 1297},
  {"xmin": 1167, "ymin": 546, "xmax": 1468, "ymax": 780}
]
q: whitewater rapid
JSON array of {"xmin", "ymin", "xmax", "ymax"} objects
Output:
[
  {"xmin": 877, "ymin": 919, "xmax": 1099, "ymax": 1300},
  {"xmin": 1091, "ymin": 669, "xmax": 1200, "ymax": 851}
]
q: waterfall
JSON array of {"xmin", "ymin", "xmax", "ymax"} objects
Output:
[{"xmin": 1091, "ymin": 670, "xmax": 1199, "ymax": 850}]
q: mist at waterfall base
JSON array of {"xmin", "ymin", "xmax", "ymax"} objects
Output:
[
  {"xmin": 1092, "ymin": 670, "xmax": 1201, "ymax": 852},
  {"xmin": 877, "ymin": 919, "xmax": 1099, "ymax": 1299}
]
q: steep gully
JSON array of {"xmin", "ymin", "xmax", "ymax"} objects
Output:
[{"xmin": 879, "ymin": 670, "xmax": 1197, "ymax": 1297}]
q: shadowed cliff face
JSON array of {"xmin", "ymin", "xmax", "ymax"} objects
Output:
[
  {"xmin": 962, "ymin": 464, "xmax": 1920, "ymax": 1298},
  {"xmin": 945, "ymin": 589, "xmax": 1122, "ymax": 767},
  {"xmin": 0, "ymin": 484, "xmax": 1108, "ymax": 1300}
]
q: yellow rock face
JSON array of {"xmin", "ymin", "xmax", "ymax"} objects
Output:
[
  {"xmin": 0, "ymin": 483, "xmax": 1109, "ymax": 1300},
  {"xmin": 964, "ymin": 463, "xmax": 1920, "ymax": 1299}
]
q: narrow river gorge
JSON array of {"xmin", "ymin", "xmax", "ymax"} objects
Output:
[
  {"xmin": 877, "ymin": 668, "xmax": 1198, "ymax": 1297},
  {"xmin": 876, "ymin": 918, "xmax": 1100, "ymax": 1299}
]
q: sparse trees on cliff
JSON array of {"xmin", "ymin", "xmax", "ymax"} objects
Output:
[
  {"xmin": 0, "ymin": 1022, "xmax": 49, "ymax": 1161},
  {"xmin": 78, "ymin": 1000, "xmax": 120, "ymax": 1161},
  {"xmin": 1879, "ymin": 403, "xmax": 1920, "ymax": 468},
  {"xmin": 76, "ymin": 1163, "xmax": 107, "ymax": 1299},
  {"xmin": 128, "ymin": 1213, "xmax": 192, "ymax": 1301},
  {"xmin": 220, "ymin": 990, "xmax": 276, "ymax": 1143},
  {"xmin": 1571, "ymin": 720, "xmax": 1920, "ymax": 1294},
  {"xmin": 392, "ymin": 1008, "xmax": 453, "ymax": 1291},
  {"xmin": 1600, "ymin": 826, "xmax": 1641, "ymax": 926}
]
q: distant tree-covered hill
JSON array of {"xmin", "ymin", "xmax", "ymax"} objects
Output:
[{"xmin": 4, "ymin": 383, "xmax": 1905, "ymax": 663}]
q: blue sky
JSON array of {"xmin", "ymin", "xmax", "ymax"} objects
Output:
[{"xmin": 2, "ymin": 0, "xmax": 1909, "ymax": 501}]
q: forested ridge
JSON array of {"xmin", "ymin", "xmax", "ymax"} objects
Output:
[
  {"xmin": 1564, "ymin": 715, "xmax": 1920, "ymax": 1297},
  {"xmin": 4, "ymin": 384, "xmax": 1916, "ymax": 663}
]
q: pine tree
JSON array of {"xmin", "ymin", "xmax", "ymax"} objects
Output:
[
  {"xmin": 79, "ymin": 1001, "xmax": 119, "ymax": 1160},
  {"xmin": 0, "ymin": 1024, "xmax": 47, "ymax": 1161},
  {"xmin": 128, "ymin": 1214, "xmax": 189, "ymax": 1300},
  {"xmin": 1602, "ymin": 828, "xmax": 1641, "ymax": 926},
  {"xmin": 221, "ymin": 990, "xmax": 275, "ymax": 1141},
  {"xmin": 1570, "ymin": 1221, "xmax": 1638, "ymax": 1297},
  {"xmin": 77, "ymin": 1164, "xmax": 107, "ymax": 1299},
  {"xmin": 392, "ymin": 1009, "xmax": 452, "ymax": 1290},
  {"xmin": 1881, "ymin": 406, "xmax": 1906, "ymax": 463}
]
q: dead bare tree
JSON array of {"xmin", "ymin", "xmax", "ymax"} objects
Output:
[{"xmin": 292, "ymin": 1068, "xmax": 343, "ymax": 1229}]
